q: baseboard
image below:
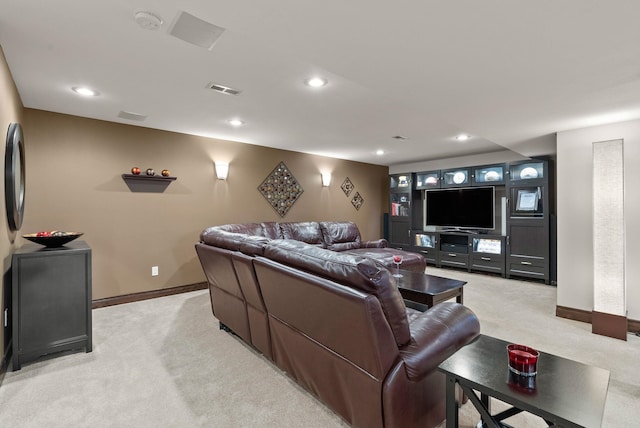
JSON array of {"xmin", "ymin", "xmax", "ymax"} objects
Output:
[
  {"xmin": 556, "ymin": 305, "xmax": 592, "ymax": 324},
  {"xmin": 592, "ymin": 310, "xmax": 627, "ymax": 341},
  {"xmin": 556, "ymin": 305, "xmax": 640, "ymax": 335},
  {"xmin": 92, "ymin": 282, "xmax": 207, "ymax": 309}
]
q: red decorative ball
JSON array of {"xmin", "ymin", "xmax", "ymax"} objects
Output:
[
  {"xmin": 161, "ymin": 169, "xmax": 170, "ymax": 177},
  {"xmin": 146, "ymin": 168, "xmax": 155, "ymax": 176},
  {"xmin": 131, "ymin": 167, "xmax": 141, "ymax": 175}
]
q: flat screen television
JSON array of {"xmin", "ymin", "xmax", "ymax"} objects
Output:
[{"xmin": 425, "ymin": 186, "xmax": 495, "ymax": 230}]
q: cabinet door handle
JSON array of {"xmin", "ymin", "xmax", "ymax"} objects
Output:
[
  {"xmin": 448, "ymin": 253, "xmax": 457, "ymax": 257},
  {"xmin": 521, "ymin": 261, "xmax": 532, "ymax": 265},
  {"xmin": 481, "ymin": 257, "xmax": 491, "ymax": 261}
]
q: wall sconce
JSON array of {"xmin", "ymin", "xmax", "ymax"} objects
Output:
[
  {"xmin": 215, "ymin": 162, "xmax": 229, "ymax": 180},
  {"xmin": 321, "ymin": 172, "xmax": 331, "ymax": 187}
]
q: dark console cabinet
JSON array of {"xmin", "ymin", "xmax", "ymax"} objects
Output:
[
  {"xmin": 12, "ymin": 241, "xmax": 92, "ymax": 370},
  {"xmin": 506, "ymin": 159, "xmax": 554, "ymax": 284},
  {"xmin": 410, "ymin": 231, "xmax": 506, "ymax": 276}
]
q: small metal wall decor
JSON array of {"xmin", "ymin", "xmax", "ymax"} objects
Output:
[
  {"xmin": 351, "ymin": 192, "xmax": 364, "ymax": 211},
  {"xmin": 258, "ymin": 161, "xmax": 304, "ymax": 217},
  {"xmin": 341, "ymin": 177, "xmax": 354, "ymax": 197}
]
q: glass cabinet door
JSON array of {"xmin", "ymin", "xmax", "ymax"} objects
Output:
[
  {"xmin": 472, "ymin": 237, "xmax": 503, "ymax": 255},
  {"xmin": 390, "ymin": 192, "xmax": 410, "ymax": 217},
  {"xmin": 390, "ymin": 174, "xmax": 411, "ymax": 190},
  {"xmin": 472, "ymin": 164, "xmax": 506, "ymax": 185},
  {"xmin": 413, "ymin": 232, "xmax": 437, "ymax": 248},
  {"xmin": 415, "ymin": 171, "xmax": 440, "ymax": 189},
  {"xmin": 509, "ymin": 161, "xmax": 545, "ymax": 182},
  {"xmin": 441, "ymin": 168, "xmax": 471, "ymax": 187},
  {"xmin": 510, "ymin": 186, "xmax": 544, "ymax": 217}
]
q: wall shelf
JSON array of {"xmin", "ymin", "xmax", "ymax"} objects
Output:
[
  {"xmin": 121, "ymin": 174, "xmax": 176, "ymax": 182},
  {"xmin": 121, "ymin": 174, "xmax": 176, "ymax": 192}
]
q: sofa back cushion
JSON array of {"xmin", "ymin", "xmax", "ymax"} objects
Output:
[
  {"xmin": 261, "ymin": 222, "xmax": 281, "ymax": 239},
  {"xmin": 278, "ymin": 222, "xmax": 325, "ymax": 248},
  {"xmin": 320, "ymin": 221, "xmax": 362, "ymax": 251},
  {"xmin": 200, "ymin": 229, "xmax": 245, "ymax": 251},
  {"xmin": 218, "ymin": 223, "xmax": 265, "ymax": 236},
  {"xmin": 263, "ymin": 239, "xmax": 411, "ymax": 347}
]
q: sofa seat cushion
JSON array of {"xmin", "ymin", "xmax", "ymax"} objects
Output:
[
  {"xmin": 344, "ymin": 248, "xmax": 426, "ymax": 273},
  {"xmin": 263, "ymin": 239, "xmax": 412, "ymax": 347},
  {"xmin": 319, "ymin": 221, "xmax": 362, "ymax": 251},
  {"xmin": 278, "ymin": 221, "xmax": 325, "ymax": 247}
]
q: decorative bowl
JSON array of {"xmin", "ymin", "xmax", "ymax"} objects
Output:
[{"xmin": 23, "ymin": 232, "xmax": 84, "ymax": 247}]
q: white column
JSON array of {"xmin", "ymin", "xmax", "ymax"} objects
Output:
[{"xmin": 592, "ymin": 139, "xmax": 626, "ymax": 339}]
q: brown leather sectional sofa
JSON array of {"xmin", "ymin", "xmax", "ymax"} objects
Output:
[{"xmin": 195, "ymin": 221, "xmax": 480, "ymax": 428}]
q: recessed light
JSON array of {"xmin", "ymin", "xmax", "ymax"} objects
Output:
[
  {"xmin": 376, "ymin": 150, "xmax": 384, "ymax": 156},
  {"xmin": 305, "ymin": 77, "xmax": 327, "ymax": 87},
  {"xmin": 228, "ymin": 119, "xmax": 244, "ymax": 127},
  {"xmin": 455, "ymin": 134, "xmax": 470, "ymax": 141},
  {"xmin": 72, "ymin": 86, "xmax": 99, "ymax": 97}
]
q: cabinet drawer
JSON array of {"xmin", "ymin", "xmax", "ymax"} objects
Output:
[
  {"xmin": 415, "ymin": 248, "xmax": 437, "ymax": 263},
  {"xmin": 508, "ymin": 259, "xmax": 547, "ymax": 277},
  {"xmin": 440, "ymin": 252, "xmax": 468, "ymax": 267},
  {"xmin": 470, "ymin": 256, "xmax": 504, "ymax": 272}
]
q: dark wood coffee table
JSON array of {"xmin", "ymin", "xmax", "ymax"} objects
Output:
[
  {"xmin": 394, "ymin": 269, "xmax": 466, "ymax": 309},
  {"xmin": 438, "ymin": 334, "xmax": 610, "ymax": 428}
]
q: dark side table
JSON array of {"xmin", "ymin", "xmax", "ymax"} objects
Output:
[
  {"xmin": 438, "ymin": 335, "xmax": 610, "ymax": 428},
  {"xmin": 12, "ymin": 240, "xmax": 92, "ymax": 370}
]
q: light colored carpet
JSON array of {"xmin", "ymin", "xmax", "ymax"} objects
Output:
[{"xmin": 0, "ymin": 267, "xmax": 638, "ymax": 427}]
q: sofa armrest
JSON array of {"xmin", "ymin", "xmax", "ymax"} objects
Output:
[
  {"xmin": 399, "ymin": 302, "xmax": 480, "ymax": 381},
  {"xmin": 362, "ymin": 239, "xmax": 388, "ymax": 248}
]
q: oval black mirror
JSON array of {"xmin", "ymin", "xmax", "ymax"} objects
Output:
[{"xmin": 5, "ymin": 122, "xmax": 25, "ymax": 231}]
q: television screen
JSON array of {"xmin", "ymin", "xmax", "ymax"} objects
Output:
[{"xmin": 426, "ymin": 187, "xmax": 495, "ymax": 229}]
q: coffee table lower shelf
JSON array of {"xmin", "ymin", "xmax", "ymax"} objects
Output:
[{"xmin": 438, "ymin": 335, "xmax": 610, "ymax": 428}]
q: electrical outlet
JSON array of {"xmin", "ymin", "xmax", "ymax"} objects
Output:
[{"xmin": 152, "ymin": 266, "xmax": 159, "ymax": 276}]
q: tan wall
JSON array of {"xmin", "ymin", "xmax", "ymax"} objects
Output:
[
  {"xmin": 21, "ymin": 109, "xmax": 389, "ymax": 301},
  {"xmin": 0, "ymin": 45, "xmax": 24, "ymax": 364}
]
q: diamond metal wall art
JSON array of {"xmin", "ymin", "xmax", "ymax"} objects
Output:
[
  {"xmin": 351, "ymin": 192, "xmax": 364, "ymax": 210},
  {"xmin": 341, "ymin": 177, "xmax": 354, "ymax": 197},
  {"xmin": 258, "ymin": 161, "xmax": 304, "ymax": 217}
]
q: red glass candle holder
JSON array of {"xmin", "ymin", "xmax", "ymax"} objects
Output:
[{"xmin": 507, "ymin": 344, "xmax": 539, "ymax": 376}]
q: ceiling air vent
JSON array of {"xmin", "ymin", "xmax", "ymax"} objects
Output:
[
  {"xmin": 206, "ymin": 82, "xmax": 242, "ymax": 96},
  {"xmin": 118, "ymin": 111, "xmax": 147, "ymax": 122},
  {"xmin": 169, "ymin": 11, "xmax": 225, "ymax": 50}
]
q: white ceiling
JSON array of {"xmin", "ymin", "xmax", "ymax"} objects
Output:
[{"xmin": 2, "ymin": 1, "xmax": 640, "ymax": 166}]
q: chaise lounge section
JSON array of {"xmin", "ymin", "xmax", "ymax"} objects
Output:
[{"xmin": 195, "ymin": 222, "xmax": 480, "ymax": 427}]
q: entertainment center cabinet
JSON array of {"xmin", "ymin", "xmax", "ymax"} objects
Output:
[
  {"xmin": 412, "ymin": 231, "xmax": 507, "ymax": 276},
  {"xmin": 389, "ymin": 158, "xmax": 555, "ymax": 284}
]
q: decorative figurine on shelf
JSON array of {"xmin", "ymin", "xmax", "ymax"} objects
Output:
[
  {"xmin": 131, "ymin": 167, "xmax": 141, "ymax": 175},
  {"xmin": 146, "ymin": 168, "xmax": 155, "ymax": 176},
  {"xmin": 161, "ymin": 169, "xmax": 170, "ymax": 177}
]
